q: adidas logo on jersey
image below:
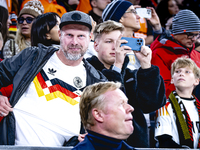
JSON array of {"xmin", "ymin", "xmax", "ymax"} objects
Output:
[{"xmin": 48, "ymin": 68, "xmax": 57, "ymax": 76}]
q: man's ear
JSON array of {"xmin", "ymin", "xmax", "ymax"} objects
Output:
[
  {"xmin": 89, "ymin": 32, "xmax": 93, "ymax": 40},
  {"xmin": 119, "ymin": 13, "xmax": 127, "ymax": 23},
  {"xmin": 46, "ymin": 33, "xmax": 51, "ymax": 40},
  {"xmin": 58, "ymin": 30, "xmax": 61, "ymax": 39},
  {"xmin": 94, "ymin": 41, "xmax": 99, "ymax": 52},
  {"xmin": 92, "ymin": 108, "xmax": 104, "ymax": 123},
  {"xmin": 91, "ymin": 0, "xmax": 97, "ymax": 7},
  {"xmin": 194, "ymin": 78, "xmax": 200, "ymax": 86},
  {"xmin": 171, "ymin": 77, "xmax": 174, "ymax": 84},
  {"xmin": 119, "ymin": 17, "xmax": 124, "ymax": 24}
]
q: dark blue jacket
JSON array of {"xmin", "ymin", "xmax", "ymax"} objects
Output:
[{"xmin": 72, "ymin": 130, "xmax": 134, "ymax": 150}]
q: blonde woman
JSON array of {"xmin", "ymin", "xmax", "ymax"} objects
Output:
[{"xmin": 3, "ymin": 0, "xmax": 44, "ymax": 59}]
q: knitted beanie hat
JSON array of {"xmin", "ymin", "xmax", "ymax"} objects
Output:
[
  {"xmin": 19, "ymin": 0, "xmax": 44, "ymax": 18},
  {"xmin": 172, "ymin": 9, "xmax": 200, "ymax": 35},
  {"xmin": 102, "ymin": 0, "xmax": 132, "ymax": 22}
]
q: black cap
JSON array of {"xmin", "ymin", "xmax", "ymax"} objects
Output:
[{"xmin": 60, "ymin": 11, "xmax": 92, "ymax": 31}]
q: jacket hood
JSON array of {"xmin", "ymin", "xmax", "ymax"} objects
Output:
[{"xmin": 151, "ymin": 30, "xmax": 195, "ymax": 53}]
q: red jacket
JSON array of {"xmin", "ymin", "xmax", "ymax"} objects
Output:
[
  {"xmin": 151, "ymin": 33, "xmax": 200, "ymax": 98},
  {"xmin": 0, "ymin": 57, "xmax": 13, "ymax": 122},
  {"xmin": 0, "ymin": 84, "xmax": 13, "ymax": 122}
]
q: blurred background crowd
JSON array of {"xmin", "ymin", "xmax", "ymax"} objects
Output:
[{"xmin": 1, "ymin": 0, "xmax": 200, "ymax": 58}]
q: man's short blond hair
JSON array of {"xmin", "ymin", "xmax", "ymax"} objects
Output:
[
  {"xmin": 80, "ymin": 81, "xmax": 121, "ymax": 130},
  {"xmin": 171, "ymin": 57, "xmax": 200, "ymax": 79},
  {"xmin": 93, "ymin": 20, "xmax": 124, "ymax": 41}
]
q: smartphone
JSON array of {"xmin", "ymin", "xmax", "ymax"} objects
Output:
[
  {"xmin": 121, "ymin": 37, "xmax": 143, "ymax": 51},
  {"xmin": 136, "ymin": 8, "xmax": 152, "ymax": 19}
]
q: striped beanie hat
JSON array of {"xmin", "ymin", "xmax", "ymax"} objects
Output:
[
  {"xmin": 172, "ymin": 9, "xmax": 200, "ymax": 35},
  {"xmin": 102, "ymin": 0, "xmax": 132, "ymax": 22}
]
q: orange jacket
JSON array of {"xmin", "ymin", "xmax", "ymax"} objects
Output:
[
  {"xmin": 134, "ymin": 18, "xmax": 148, "ymax": 39},
  {"xmin": 76, "ymin": 0, "xmax": 92, "ymax": 14},
  {"xmin": 6, "ymin": 0, "xmax": 12, "ymax": 13}
]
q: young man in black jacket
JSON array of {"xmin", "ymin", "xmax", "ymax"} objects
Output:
[
  {"xmin": 86, "ymin": 20, "xmax": 166, "ymax": 147},
  {"xmin": 0, "ymin": 11, "xmax": 107, "ymax": 146}
]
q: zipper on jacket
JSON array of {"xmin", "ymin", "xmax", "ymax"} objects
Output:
[{"xmin": 12, "ymin": 47, "xmax": 57, "ymax": 107}]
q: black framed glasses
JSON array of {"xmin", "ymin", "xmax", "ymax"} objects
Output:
[
  {"xmin": 17, "ymin": 17, "xmax": 34, "ymax": 24},
  {"xmin": 183, "ymin": 32, "xmax": 200, "ymax": 39},
  {"xmin": 125, "ymin": 9, "xmax": 137, "ymax": 15}
]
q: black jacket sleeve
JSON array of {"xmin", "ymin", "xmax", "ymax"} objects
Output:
[
  {"xmin": 157, "ymin": 134, "xmax": 183, "ymax": 148},
  {"xmin": 0, "ymin": 46, "xmax": 36, "ymax": 88},
  {"xmin": 125, "ymin": 65, "xmax": 166, "ymax": 113}
]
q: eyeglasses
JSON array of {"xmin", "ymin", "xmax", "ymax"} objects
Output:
[
  {"xmin": 18, "ymin": 17, "xmax": 34, "ymax": 24},
  {"xmin": 125, "ymin": 9, "xmax": 137, "ymax": 15},
  {"xmin": 183, "ymin": 32, "xmax": 200, "ymax": 39}
]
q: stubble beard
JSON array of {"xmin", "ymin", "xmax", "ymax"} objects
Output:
[{"xmin": 60, "ymin": 44, "xmax": 87, "ymax": 61}]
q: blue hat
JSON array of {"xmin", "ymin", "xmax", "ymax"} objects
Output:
[{"xmin": 102, "ymin": 0, "xmax": 132, "ymax": 22}]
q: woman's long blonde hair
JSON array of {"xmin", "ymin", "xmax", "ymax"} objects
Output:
[{"xmin": 15, "ymin": 25, "xmax": 30, "ymax": 51}]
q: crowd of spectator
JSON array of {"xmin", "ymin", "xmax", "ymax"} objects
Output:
[{"xmin": 0, "ymin": 0, "xmax": 200, "ymax": 149}]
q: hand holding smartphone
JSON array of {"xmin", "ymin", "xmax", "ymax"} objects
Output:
[
  {"xmin": 120, "ymin": 37, "xmax": 144, "ymax": 51},
  {"xmin": 136, "ymin": 8, "xmax": 152, "ymax": 19}
]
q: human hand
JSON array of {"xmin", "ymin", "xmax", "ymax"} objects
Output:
[
  {"xmin": 68, "ymin": 0, "xmax": 79, "ymax": 5},
  {"xmin": 0, "ymin": 95, "xmax": 13, "ymax": 117},
  {"xmin": 146, "ymin": 7, "xmax": 161, "ymax": 31},
  {"xmin": 114, "ymin": 36, "xmax": 132, "ymax": 69},
  {"xmin": 134, "ymin": 38, "xmax": 152, "ymax": 69},
  {"xmin": 78, "ymin": 133, "xmax": 87, "ymax": 142},
  {"xmin": 133, "ymin": 5, "xmax": 141, "ymax": 9}
]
